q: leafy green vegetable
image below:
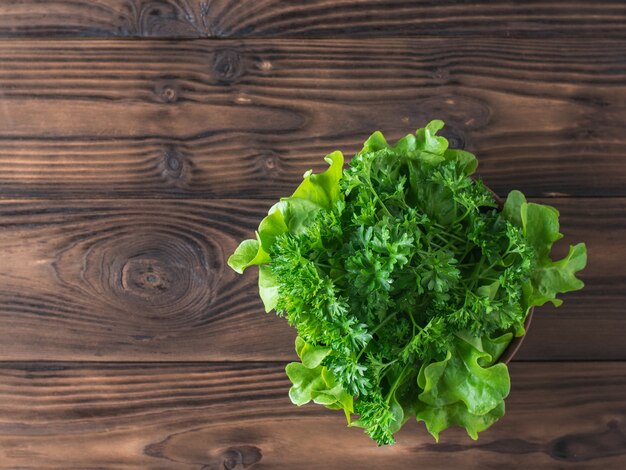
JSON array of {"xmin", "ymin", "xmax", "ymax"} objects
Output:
[
  {"xmin": 228, "ymin": 120, "xmax": 587, "ymax": 445},
  {"xmin": 286, "ymin": 337, "xmax": 354, "ymax": 423},
  {"xmin": 502, "ymin": 191, "xmax": 586, "ymax": 309},
  {"xmin": 414, "ymin": 334, "xmax": 509, "ymax": 442}
]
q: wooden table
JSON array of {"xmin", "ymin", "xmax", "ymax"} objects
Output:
[{"xmin": 0, "ymin": 2, "xmax": 624, "ymax": 468}]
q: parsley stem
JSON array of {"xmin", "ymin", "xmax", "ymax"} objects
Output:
[
  {"xmin": 459, "ymin": 243, "xmax": 474, "ymax": 261},
  {"xmin": 369, "ymin": 186, "xmax": 393, "ymax": 217},
  {"xmin": 356, "ymin": 311, "xmax": 398, "ymax": 361},
  {"xmin": 361, "ymin": 164, "xmax": 393, "ymax": 218},
  {"xmin": 386, "ymin": 362, "xmax": 412, "ymax": 403},
  {"xmin": 432, "ymin": 224, "xmax": 465, "ymax": 243},
  {"xmin": 370, "ymin": 312, "xmax": 397, "ymax": 336},
  {"xmin": 469, "ymin": 256, "xmax": 485, "ymax": 285}
]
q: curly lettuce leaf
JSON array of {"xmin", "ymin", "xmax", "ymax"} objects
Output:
[
  {"xmin": 525, "ymin": 243, "xmax": 587, "ymax": 308},
  {"xmin": 390, "ymin": 120, "xmax": 448, "ymax": 166},
  {"xmin": 417, "ymin": 337, "xmax": 510, "ymax": 415},
  {"xmin": 270, "ymin": 198, "xmax": 321, "ymax": 236},
  {"xmin": 227, "ymin": 151, "xmax": 344, "ymax": 310},
  {"xmin": 286, "ymin": 362, "xmax": 328, "ymax": 406},
  {"xmin": 502, "ymin": 189, "xmax": 526, "ymax": 228},
  {"xmin": 479, "ymin": 332, "xmax": 515, "ymax": 365},
  {"xmin": 455, "ymin": 330, "xmax": 515, "ymax": 366},
  {"xmin": 258, "ymin": 265, "xmax": 280, "ymax": 313},
  {"xmin": 415, "ymin": 400, "xmax": 505, "ymax": 442},
  {"xmin": 291, "ymin": 151, "xmax": 344, "ymax": 209},
  {"xmin": 257, "ymin": 208, "xmax": 289, "ymax": 252},
  {"xmin": 416, "ymin": 119, "xmax": 449, "ymax": 155},
  {"xmin": 359, "ymin": 130, "xmax": 389, "ymax": 154},
  {"xmin": 226, "ymin": 236, "xmax": 271, "ymax": 274},
  {"xmin": 286, "ymin": 337, "xmax": 353, "ymax": 422},
  {"xmin": 360, "ymin": 120, "xmax": 454, "ymax": 167},
  {"xmin": 443, "ymin": 149, "xmax": 478, "ymax": 176},
  {"xmin": 502, "ymin": 190, "xmax": 587, "ymax": 308},
  {"xmin": 414, "ymin": 335, "xmax": 510, "ymax": 441}
]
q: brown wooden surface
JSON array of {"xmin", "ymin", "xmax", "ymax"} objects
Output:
[
  {"xmin": 0, "ymin": 1, "xmax": 624, "ymax": 468},
  {"xmin": 0, "ymin": 38, "xmax": 624, "ymax": 199},
  {"xmin": 0, "ymin": 362, "xmax": 624, "ymax": 469},
  {"xmin": 0, "ymin": 1, "xmax": 623, "ymax": 38},
  {"xmin": 0, "ymin": 197, "xmax": 621, "ymax": 361}
]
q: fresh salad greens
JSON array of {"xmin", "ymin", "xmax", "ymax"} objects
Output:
[{"xmin": 228, "ymin": 120, "xmax": 587, "ymax": 445}]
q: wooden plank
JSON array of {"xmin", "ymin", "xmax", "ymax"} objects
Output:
[
  {"xmin": 0, "ymin": 197, "xmax": 621, "ymax": 362},
  {"xmin": 0, "ymin": 38, "xmax": 624, "ymax": 199},
  {"xmin": 0, "ymin": 198, "xmax": 295, "ymax": 362},
  {"xmin": 0, "ymin": 361, "xmax": 624, "ymax": 468},
  {"xmin": 0, "ymin": 1, "xmax": 624, "ymax": 38}
]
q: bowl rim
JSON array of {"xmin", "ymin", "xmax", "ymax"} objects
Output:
[{"xmin": 499, "ymin": 307, "xmax": 533, "ymax": 364}]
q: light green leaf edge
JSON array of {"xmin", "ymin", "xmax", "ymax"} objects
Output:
[
  {"xmin": 286, "ymin": 337, "xmax": 354, "ymax": 423},
  {"xmin": 502, "ymin": 190, "xmax": 587, "ymax": 310},
  {"xmin": 227, "ymin": 151, "xmax": 344, "ymax": 312},
  {"xmin": 359, "ymin": 121, "xmax": 477, "ymax": 176},
  {"xmin": 414, "ymin": 335, "xmax": 510, "ymax": 442}
]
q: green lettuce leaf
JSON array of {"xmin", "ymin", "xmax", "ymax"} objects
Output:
[
  {"xmin": 480, "ymin": 332, "xmax": 515, "ymax": 365},
  {"xmin": 257, "ymin": 208, "xmax": 288, "ymax": 253},
  {"xmin": 359, "ymin": 131, "xmax": 389, "ymax": 154},
  {"xmin": 502, "ymin": 189, "xmax": 526, "ymax": 229},
  {"xmin": 226, "ymin": 236, "xmax": 271, "ymax": 274},
  {"xmin": 415, "ymin": 400, "xmax": 505, "ymax": 442},
  {"xmin": 416, "ymin": 119, "xmax": 449, "ymax": 155},
  {"xmin": 270, "ymin": 198, "xmax": 321, "ymax": 236},
  {"xmin": 443, "ymin": 149, "xmax": 478, "ymax": 176},
  {"xmin": 258, "ymin": 264, "xmax": 280, "ymax": 313},
  {"xmin": 227, "ymin": 151, "xmax": 344, "ymax": 306},
  {"xmin": 502, "ymin": 190, "xmax": 587, "ymax": 309},
  {"xmin": 295, "ymin": 336, "xmax": 330, "ymax": 368},
  {"xmin": 290, "ymin": 151, "xmax": 344, "ymax": 210},
  {"xmin": 414, "ymin": 335, "xmax": 510, "ymax": 441},
  {"xmin": 524, "ymin": 242, "xmax": 587, "ymax": 308},
  {"xmin": 417, "ymin": 337, "xmax": 510, "ymax": 415},
  {"xmin": 286, "ymin": 337, "xmax": 353, "ymax": 422},
  {"xmin": 285, "ymin": 361, "xmax": 329, "ymax": 406}
]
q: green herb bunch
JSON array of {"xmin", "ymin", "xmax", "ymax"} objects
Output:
[{"xmin": 228, "ymin": 120, "xmax": 587, "ymax": 445}]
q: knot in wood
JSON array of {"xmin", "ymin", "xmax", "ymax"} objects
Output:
[
  {"xmin": 432, "ymin": 67, "xmax": 450, "ymax": 81},
  {"xmin": 219, "ymin": 446, "xmax": 262, "ymax": 470},
  {"xmin": 134, "ymin": 3, "xmax": 198, "ymax": 37},
  {"xmin": 117, "ymin": 248, "xmax": 188, "ymax": 314},
  {"xmin": 160, "ymin": 146, "xmax": 191, "ymax": 186},
  {"xmin": 548, "ymin": 421, "xmax": 626, "ymax": 462},
  {"xmin": 248, "ymin": 151, "xmax": 283, "ymax": 177},
  {"xmin": 121, "ymin": 256, "xmax": 171, "ymax": 296},
  {"xmin": 73, "ymin": 226, "xmax": 223, "ymax": 322},
  {"xmin": 155, "ymin": 81, "xmax": 179, "ymax": 103},
  {"xmin": 441, "ymin": 127, "xmax": 466, "ymax": 150},
  {"xmin": 213, "ymin": 49, "xmax": 242, "ymax": 84},
  {"xmin": 257, "ymin": 60, "xmax": 273, "ymax": 73}
]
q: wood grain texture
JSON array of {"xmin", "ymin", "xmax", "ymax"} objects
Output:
[
  {"xmin": 0, "ymin": 198, "xmax": 295, "ymax": 361},
  {"xmin": 0, "ymin": 197, "xmax": 621, "ymax": 361},
  {"xmin": 0, "ymin": 38, "xmax": 624, "ymax": 199},
  {"xmin": 0, "ymin": 1, "xmax": 624, "ymax": 38},
  {"xmin": 0, "ymin": 361, "xmax": 624, "ymax": 469}
]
